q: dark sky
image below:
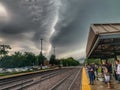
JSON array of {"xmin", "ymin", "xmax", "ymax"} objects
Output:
[{"xmin": 0, "ymin": 0, "xmax": 120, "ymax": 60}]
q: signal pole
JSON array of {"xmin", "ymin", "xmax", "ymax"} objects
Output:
[{"xmin": 40, "ymin": 38, "xmax": 43, "ymax": 55}]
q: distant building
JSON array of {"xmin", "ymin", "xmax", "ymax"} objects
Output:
[{"xmin": 44, "ymin": 60, "xmax": 49, "ymax": 66}]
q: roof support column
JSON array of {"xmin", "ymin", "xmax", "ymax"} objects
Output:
[
  {"xmin": 106, "ymin": 58, "xmax": 108, "ymax": 64},
  {"xmin": 112, "ymin": 39, "xmax": 117, "ymax": 60}
]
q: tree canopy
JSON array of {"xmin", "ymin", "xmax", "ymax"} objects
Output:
[
  {"xmin": 0, "ymin": 44, "xmax": 80, "ymax": 68},
  {"xmin": 59, "ymin": 57, "xmax": 80, "ymax": 66},
  {"xmin": 0, "ymin": 49, "xmax": 49, "ymax": 68},
  {"xmin": 49, "ymin": 55, "xmax": 56, "ymax": 66},
  {"xmin": 0, "ymin": 45, "xmax": 11, "ymax": 58},
  {"xmin": 37, "ymin": 53, "xmax": 46, "ymax": 66}
]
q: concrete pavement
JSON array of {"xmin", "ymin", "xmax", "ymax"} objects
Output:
[{"xmin": 82, "ymin": 67, "xmax": 120, "ymax": 90}]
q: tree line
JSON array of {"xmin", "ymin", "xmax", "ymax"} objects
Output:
[
  {"xmin": 59, "ymin": 57, "xmax": 80, "ymax": 66},
  {"xmin": 0, "ymin": 45, "xmax": 80, "ymax": 68}
]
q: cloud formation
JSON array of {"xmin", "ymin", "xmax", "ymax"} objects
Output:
[{"xmin": 0, "ymin": 0, "xmax": 120, "ymax": 60}]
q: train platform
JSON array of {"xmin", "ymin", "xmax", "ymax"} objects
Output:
[
  {"xmin": 91, "ymin": 79, "xmax": 120, "ymax": 90},
  {"xmin": 81, "ymin": 67, "xmax": 120, "ymax": 90}
]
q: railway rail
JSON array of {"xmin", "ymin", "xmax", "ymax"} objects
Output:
[
  {"xmin": 50, "ymin": 68, "xmax": 82, "ymax": 90},
  {"xmin": 0, "ymin": 68, "xmax": 72, "ymax": 90},
  {"xmin": 0, "ymin": 67, "xmax": 82, "ymax": 90}
]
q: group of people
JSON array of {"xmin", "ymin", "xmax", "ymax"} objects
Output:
[{"xmin": 86, "ymin": 59, "xmax": 120, "ymax": 89}]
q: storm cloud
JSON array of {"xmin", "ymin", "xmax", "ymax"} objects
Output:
[{"xmin": 0, "ymin": 0, "xmax": 120, "ymax": 60}]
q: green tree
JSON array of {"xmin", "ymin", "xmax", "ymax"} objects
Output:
[
  {"xmin": 0, "ymin": 56, "xmax": 13, "ymax": 68},
  {"xmin": 60, "ymin": 57, "xmax": 80, "ymax": 66},
  {"xmin": 0, "ymin": 52, "xmax": 24, "ymax": 68},
  {"xmin": 38, "ymin": 53, "xmax": 46, "ymax": 66},
  {"xmin": 11, "ymin": 52, "xmax": 24, "ymax": 67},
  {"xmin": 0, "ymin": 51, "xmax": 38, "ymax": 68},
  {"xmin": 84, "ymin": 58, "xmax": 101, "ymax": 65},
  {"xmin": 24, "ymin": 52, "xmax": 36, "ymax": 66},
  {"xmin": 0, "ymin": 45, "xmax": 11, "ymax": 58},
  {"xmin": 49, "ymin": 55, "xmax": 56, "ymax": 66}
]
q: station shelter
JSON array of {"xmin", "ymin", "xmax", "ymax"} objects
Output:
[{"xmin": 86, "ymin": 23, "xmax": 120, "ymax": 64}]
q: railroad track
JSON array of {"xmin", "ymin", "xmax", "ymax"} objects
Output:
[
  {"xmin": 0, "ymin": 68, "xmax": 73, "ymax": 90},
  {"xmin": 50, "ymin": 68, "xmax": 82, "ymax": 90},
  {"xmin": 0, "ymin": 69, "xmax": 60, "ymax": 84},
  {"xmin": 18, "ymin": 69, "xmax": 72, "ymax": 90}
]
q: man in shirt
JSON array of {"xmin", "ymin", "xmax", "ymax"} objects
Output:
[
  {"xmin": 87, "ymin": 64, "xmax": 95, "ymax": 85},
  {"xmin": 115, "ymin": 60, "xmax": 120, "ymax": 83}
]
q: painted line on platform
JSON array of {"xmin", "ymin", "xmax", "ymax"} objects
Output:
[{"xmin": 81, "ymin": 67, "xmax": 91, "ymax": 90}]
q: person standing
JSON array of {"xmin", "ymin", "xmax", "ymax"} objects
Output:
[
  {"xmin": 115, "ymin": 60, "xmax": 120, "ymax": 83},
  {"xmin": 94, "ymin": 63, "xmax": 98, "ymax": 80},
  {"xmin": 87, "ymin": 64, "xmax": 95, "ymax": 85},
  {"xmin": 102, "ymin": 65, "xmax": 111, "ymax": 88}
]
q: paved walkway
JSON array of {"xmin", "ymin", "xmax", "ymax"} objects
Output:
[
  {"xmin": 92, "ymin": 79, "xmax": 120, "ymax": 90},
  {"xmin": 82, "ymin": 67, "xmax": 120, "ymax": 90}
]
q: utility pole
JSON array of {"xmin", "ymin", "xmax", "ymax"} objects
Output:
[
  {"xmin": 39, "ymin": 38, "xmax": 43, "ymax": 69},
  {"xmin": 53, "ymin": 46, "xmax": 55, "ymax": 56},
  {"xmin": 40, "ymin": 38, "xmax": 43, "ymax": 55}
]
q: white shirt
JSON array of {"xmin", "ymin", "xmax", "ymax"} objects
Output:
[{"xmin": 117, "ymin": 64, "xmax": 120, "ymax": 74}]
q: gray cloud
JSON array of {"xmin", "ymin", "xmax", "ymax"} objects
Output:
[
  {"xmin": 0, "ymin": 0, "xmax": 120, "ymax": 59},
  {"xmin": 51, "ymin": 0, "xmax": 120, "ymax": 59},
  {"xmin": 0, "ymin": 0, "xmax": 58, "ymax": 55}
]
